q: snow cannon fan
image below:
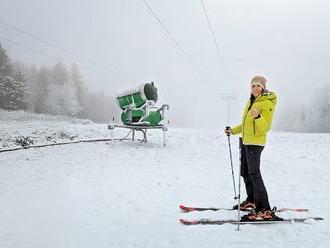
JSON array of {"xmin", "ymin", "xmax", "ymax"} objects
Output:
[{"xmin": 115, "ymin": 82, "xmax": 169, "ymax": 126}]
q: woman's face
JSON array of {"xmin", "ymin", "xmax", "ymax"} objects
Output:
[{"xmin": 251, "ymin": 83, "xmax": 263, "ymax": 97}]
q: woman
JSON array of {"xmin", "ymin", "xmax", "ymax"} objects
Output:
[{"xmin": 225, "ymin": 75, "xmax": 277, "ymax": 220}]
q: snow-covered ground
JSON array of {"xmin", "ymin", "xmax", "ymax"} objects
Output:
[{"xmin": 1, "ymin": 116, "xmax": 330, "ymax": 248}]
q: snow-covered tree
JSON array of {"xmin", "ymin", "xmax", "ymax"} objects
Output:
[
  {"xmin": 312, "ymin": 86, "xmax": 330, "ymax": 132},
  {"xmin": 0, "ymin": 44, "xmax": 28, "ymax": 110},
  {"xmin": 44, "ymin": 63, "xmax": 80, "ymax": 116},
  {"xmin": 70, "ymin": 63, "xmax": 87, "ymax": 117},
  {"xmin": 52, "ymin": 62, "xmax": 68, "ymax": 85},
  {"xmin": 0, "ymin": 43, "xmax": 12, "ymax": 76},
  {"xmin": 24, "ymin": 65, "xmax": 39, "ymax": 112},
  {"xmin": 34, "ymin": 67, "xmax": 51, "ymax": 113},
  {"xmin": 12, "ymin": 63, "xmax": 28, "ymax": 110},
  {"xmin": 299, "ymin": 85, "xmax": 330, "ymax": 133},
  {"xmin": 1, "ymin": 43, "xmax": 117, "ymax": 121},
  {"xmin": 45, "ymin": 82, "xmax": 80, "ymax": 116},
  {"xmin": 82, "ymin": 91, "xmax": 119, "ymax": 123}
]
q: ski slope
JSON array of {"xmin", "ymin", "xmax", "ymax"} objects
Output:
[{"xmin": 0, "ymin": 118, "xmax": 329, "ymax": 248}]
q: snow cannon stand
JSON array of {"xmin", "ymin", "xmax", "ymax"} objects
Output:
[{"xmin": 108, "ymin": 82, "xmax": 169, "ymax": 146}]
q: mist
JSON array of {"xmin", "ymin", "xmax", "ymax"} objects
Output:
[{"xmin": 1, "ymin": 0, "xmax": 329, "ymax": 130}]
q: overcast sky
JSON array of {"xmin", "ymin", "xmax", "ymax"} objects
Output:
[{"xmin": 1, "ymin": 0, "xmax": 329, "ymax": 128}]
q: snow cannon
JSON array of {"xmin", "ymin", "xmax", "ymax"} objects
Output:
[
  {"xmin": 116, "ymin": 82, "xmax": 158, "ymax": 110},
  {"xmin": 115, "ymin": 82, "xmax": 169, "ymax": 126}
]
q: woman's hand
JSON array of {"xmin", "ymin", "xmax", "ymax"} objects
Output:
[
  {"xmin": 224, "ymin": 127, "xmax": 233, "ymax": 136},
  {"xmin": 251, "ymin": 108, "xmax": 260, "ymax": 119}
]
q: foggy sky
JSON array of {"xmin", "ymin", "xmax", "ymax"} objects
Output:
[{"xmin": 1, "ymin": 0, "xmax": 330, "ymax": 128}]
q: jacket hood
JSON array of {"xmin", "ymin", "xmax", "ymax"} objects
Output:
[{"xmin": 255, "ymin": 91, "xmax": 277, "ymax": 106}]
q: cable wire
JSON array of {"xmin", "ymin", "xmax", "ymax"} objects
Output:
[
  {"xmin": 140, "ymin": 0, "xmax": 206, "ymax": 79},
  {"xmin": 0, "ymin": 36, "xmax": 60, "ymax": 59},
  {"xmin": 0, "ymin": 36, "xmax": 119, "ymax": 84},
  {"xmin": 200, "ymin": 0, "xmax": 229, "ymax": 78},
  {"xmin": 0, "ymin": 19, "xmax": 129, "ymax": 81}
]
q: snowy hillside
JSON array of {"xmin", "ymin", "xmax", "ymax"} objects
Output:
[
  {"xmin": 0, "ymin": 110, "xmax": 103, "ymax": 150},
  {"xmin": 0, "ymin": 116, "xmax": 330, "ymax": 248}
]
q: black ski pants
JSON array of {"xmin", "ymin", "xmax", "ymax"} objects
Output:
[{"xmin": 240, "ymin": 138, "xmax": 271, "ymax": 212}]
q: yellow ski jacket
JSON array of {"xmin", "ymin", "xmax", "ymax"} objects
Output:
[{"xmin": 231, "ymin": 91, "xmax": 277, "ymax": 145}]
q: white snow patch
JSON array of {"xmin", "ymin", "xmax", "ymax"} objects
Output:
[{"xmin": 0, "ymin": 117, "xmax": 329, "ymax": 248}]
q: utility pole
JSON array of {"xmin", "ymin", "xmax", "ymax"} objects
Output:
[{"xmin": 221, "ymin": 93, "xmax": 236, "ymax": 125}]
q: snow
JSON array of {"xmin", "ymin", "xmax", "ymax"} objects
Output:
[{"xmin": 1, "ymin": 116, "xmax": 330, "ymax": 248}]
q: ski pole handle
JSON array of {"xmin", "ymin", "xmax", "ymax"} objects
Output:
[{"xmin": 225, "ymin": 126, "xmax": 231, "ymax": 137}]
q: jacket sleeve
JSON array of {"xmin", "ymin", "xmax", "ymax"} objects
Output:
[
  {"xmin": 254, "ymin": 101, "xmax": 275, "ymax": 134},
  {"xmin": 231, "ymin": 124, "xmax": 242, "ymax": 135}
]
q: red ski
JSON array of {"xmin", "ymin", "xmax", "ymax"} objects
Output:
[
  {"xmin": 180, "ymin": 204, "xmax": 308, "ymax": 213},
  {"xmin": 180, "ymin": 217, "xmax": 323, "ymax": 225}
]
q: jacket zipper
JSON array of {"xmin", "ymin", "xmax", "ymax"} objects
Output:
[
  {"xmin": 244, "ymin": 96, "xmax": 259, "ymax": 138},
  {"xmin": 242, "ymin": 102, "xmax": 252, "ymax": 140}
]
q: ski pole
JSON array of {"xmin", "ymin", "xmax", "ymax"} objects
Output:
[
  {"xmin": 236, "ymin": 138, "xmax": 243, "ymax": 231},
  {"xmin": 225, "ymin": 126, "xmax": 237, "ymax": 199}
]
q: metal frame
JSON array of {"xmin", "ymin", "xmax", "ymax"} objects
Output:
[
  {"xmin": 122, "ymin": 102, "xmax": 169, "ymax": 126},
  {"xmin": 108, "ymin": 123, "xmax": 169, "ymax": 146},
  {"xmin": 108, "ymin": 104, "xmax": 169, "ymax": 146}
]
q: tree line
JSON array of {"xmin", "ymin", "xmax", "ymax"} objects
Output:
[
  {"xmin": 276, "ymin": 86, "xmax": 330, "ymax": 133},
  {"xmin": 0, "ymin": 43, "xmax": 118, "ymax": 122}
]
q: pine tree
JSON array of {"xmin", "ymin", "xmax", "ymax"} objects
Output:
[
  {"xmin": 12, "ymin": 63, "xmax": 28, "ymax": 110},
  {"xmin": 0, "ymin": 76, "xmax": 16, "ymax": 110},
  {"xmin": 45, "ymin": 63, "xmax": 80, "ymax": 116},
  {"xmin": 0, "ymin": 43, "xmax": 12, "ymax": 76},
  {"xmin": 70, "ymin": 63, "xmax": 86, "ymax": 116},
  {"xmin": 0, "ymin": 44, "xmax": 28, "ymax": 110},
  {"xmin": 25, "ymin": 65, "xmax": 39, "ymax": 112},
  {"xmin": 0, "ymin": 44, "xmax": 12, "ymax": 109},
  {"xmin": 52, "ymin": 62, "xmax": 68, "ymax": 85},
  {"xmin": 319, "ymin": 86, "xmax": 330, "ymax": 132},
  {"xmin": 35, "ymin": 67, "xmax": 51, "ymax": 113}
]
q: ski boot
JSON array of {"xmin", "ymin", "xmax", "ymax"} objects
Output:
[
  {"xmin": 233, "ymin": 199, "xmax": 256, "ymax": 211},
  {"xmin": 241, "ymin": 207, "xmax": 284, "ymax": 221}
]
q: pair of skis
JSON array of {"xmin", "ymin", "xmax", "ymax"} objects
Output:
[{"xmin": 179, "ymin": 204, "xmax": 323, "ymax": 225}]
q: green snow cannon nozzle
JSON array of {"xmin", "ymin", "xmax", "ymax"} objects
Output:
[{"xmin": 116, "ymin": 82, "xmax": 158, "ymax": 110}]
